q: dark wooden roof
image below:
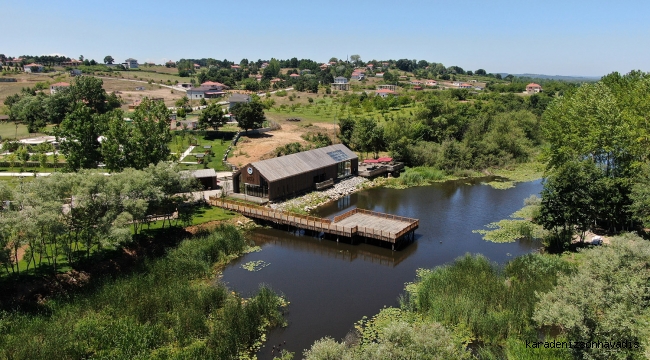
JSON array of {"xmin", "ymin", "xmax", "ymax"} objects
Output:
[{"xmin": 250, "ymin": 144, "xmax": 356, "ymax": 182}]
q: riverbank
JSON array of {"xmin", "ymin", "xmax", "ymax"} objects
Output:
[
  {"xmin": 268, "ymin": 161, "xmax": 545, "ymax": 216},
  {"xmin": 0, "ymin": 226, "xmax": 287, "ymax": 359},
  {"xmin": 303, "ymin": 233, "xmax": 650, "ymax": 359}
]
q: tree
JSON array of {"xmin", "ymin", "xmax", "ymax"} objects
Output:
[
  {"xmin": 198, "ymin": 103, "xmax": 226, "ymax": 131},
  {"xmin": 103, "ymin": 55, "xmax": 114, "ymax": 64},
  {"xmin": 10, "ymin": 95, "xmax": 47, "ymax": 133},
  {"xmin": 101, "ymin": 99, "xmax": 172, "ymax": 171},
  {"xmin": 538, "ymin": 160, "xmax": 601, "ymax": 249},
  {"xmin": 533, "ymin": 234, "xmax": 650, "ymax": 360},
  {"xmin": 475, "ymin": 69, "xmax": 487, "ymax": 75},
  {"xmin": 232, "ymin": 102, "xmax": 265, "ymax": 133},
  {"xmin": 56, "ymin": 104, "xmax": 108, "ymax": 170},
  {"xmin": 350, "ymin": 54, "xmax": 361, "ymax": 65}
]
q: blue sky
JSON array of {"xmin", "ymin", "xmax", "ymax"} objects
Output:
[{"xmin": 2, "ymin": 0, "xmax": 649, "ymax": 76}]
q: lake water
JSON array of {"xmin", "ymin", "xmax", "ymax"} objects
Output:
[{"xmin": 220, "ymin": 178, "xmax": 543, "ymax": 358}]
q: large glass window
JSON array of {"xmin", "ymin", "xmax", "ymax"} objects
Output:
[{"xmin": 337, "ymin": 161, "xmax": 351, "ymax": 178}]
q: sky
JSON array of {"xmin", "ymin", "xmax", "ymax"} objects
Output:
[{"xmin": 2, "ymin": 0, "xmax": 649, "ymax": 77}]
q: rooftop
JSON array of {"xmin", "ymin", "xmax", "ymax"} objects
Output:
[{"xmin": 249, "ymin": 144, "xmax": 357, "ymax": 182}]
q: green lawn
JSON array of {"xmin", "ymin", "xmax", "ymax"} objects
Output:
[
  {"xmin": 170, "ymin": 129, "xmax": 236, "ymax": 171},
  {"xmin": 0, "ymin": 122, "xmax": 54, "ymax": 140}
]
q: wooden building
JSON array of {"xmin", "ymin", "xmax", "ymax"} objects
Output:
[{"xmin": 232, "ymin": 144, "xmax": 358, "ymax": 201}]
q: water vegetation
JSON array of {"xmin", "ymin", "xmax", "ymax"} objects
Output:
[
  {"xmin": 473, "ymin": 195, "xmax": 547, "ymax": 243},
  {"xmin": 242, "ymin": 260, "xmax": 271, "ymax": 272},
  {"xmin": 0, "ymin": 226, "xmax": 286, "ymax": 359},
  {"xmin": 304, "ymin": 233, "xmax": 650, "ymax": 359}
]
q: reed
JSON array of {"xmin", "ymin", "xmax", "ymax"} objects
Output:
[
  {"xmin": 409, "ymin": 253, "xmax": 573, "ymax": 353},
  {"xmin": 0, "ymin": 225, "xmax": 284, "ymax": 359}
]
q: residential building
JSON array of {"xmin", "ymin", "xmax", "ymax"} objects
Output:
[
  {"xmin": 231, "ymin": 65, "xmax": 241, "ymax": 70},
  {"xmin": 375, "ymin": 72, "xmax": 384, "ymax": 78},
  {"xmin": 458, "ymin": 83, "xmax": 472, "ymax": 89},
  {"xmin": 289, "ymin": 73, "xmax": 300, "ymax": 79},
  {"xmin": 23, "ymin": 63, "xmax": 44, "ymax": 73},
  {"xmin": 228, "ymin": 93, "xmax": 251, "ymax": 110},
  {"xmin": 193, "ymin": 63, "xmax": 201, "ymax": 69},
  {"xmin": 351, "ymin": 70, "xmax": 365, "ymax": 80},
  {"xmin": 376, "ymin": 89, "xmax": 397, "ymax": 98},
  {"xmin": 62, "ymin": 59, "xmax": 82, "ymax": 66},
  {"xmin": 201, "ymin": 81, "xmax": 228, "ymax": 91},
  {"xmin": 50, "ymin": 82, "xmax": 70, "ymax": 94},
  {"xmin": 377, "ymin": 84, "xmax": 397, "ymax": 91},
  {"xmin": 332, "ymin": 76, "xmax": 350, "ymax": 91},
  {"xmin": 425, "ymin": 80, "xmax": 437, "ymax": 86},
  {"xmin": 124, "ymin": 58, "xmax": 139, "ymax": 69},
  {"xmin": 526, "ymin": 83, "xmax": 543, "ymax": 93}
]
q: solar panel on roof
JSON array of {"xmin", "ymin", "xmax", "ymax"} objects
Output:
[{"xmin": 327, "ymin": 150, "xmax": 349, "ymax": 162}]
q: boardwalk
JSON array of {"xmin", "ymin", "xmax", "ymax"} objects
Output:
[{"xmin": 209, "ymin": 198, "xmax": 418, "ymax": 249}]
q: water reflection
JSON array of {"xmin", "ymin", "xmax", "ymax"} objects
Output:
[{"xmin": 221, "ymin": 179, "xmax": 543, "ymax": 359}]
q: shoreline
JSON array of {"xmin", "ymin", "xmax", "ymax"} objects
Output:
[{"xmin": 268, "ymin": 161, "xmax": 545, "ymax": 215}]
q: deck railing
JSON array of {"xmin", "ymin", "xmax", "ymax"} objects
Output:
[{"xmin": 210, "ymin": 197, "xmax": 417, "ymax": 242}]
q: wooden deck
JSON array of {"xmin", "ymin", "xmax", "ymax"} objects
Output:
[{"xmin": 209, "ymin": 197, "xmax": 418, "ymax": 246}]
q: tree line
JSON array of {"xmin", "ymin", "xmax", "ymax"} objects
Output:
[
  {"xmin": 0, "ymin": 164, "xmax": 198, "ymax": 275},
  {"xmin": 4, "ymin": 76, "xmax": 172, "ymax": 172}
]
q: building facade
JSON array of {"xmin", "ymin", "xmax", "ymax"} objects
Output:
[{"xmin": 232, "ymin": 144, "xmax": 358, "ymax": 201}]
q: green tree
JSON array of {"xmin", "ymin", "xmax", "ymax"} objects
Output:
[
  {"xmin": 533, "ymin": 234, "xmax": 650, "ymax": 360},
  {"xmin": 56, "ymin": 104, "xmax": 108, "ymax": 170},
  {"xmin": 102, "ymin": 99, "xmax": 172, "ymax": 171},
  {"xmin": 232, "ymin": 102, "xmax": 265, "ymax": 133},
  {"xmin": 198, "ymin": 103, "xmax": 226, "ymax": 131},
  {"xmin": 10, "ymin": 95, "xmax": 47, "ymax": 133},
  {"xmin": 103, "ymin": 55, "xmax": 114, "ymax": 64}
]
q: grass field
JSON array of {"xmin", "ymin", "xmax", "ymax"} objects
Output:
[
  {"xmin": 170, "ymin": 128, "xmax": 237, "ymax": 171},
  {"xmin": 266, "ymin": 95, "xmax": 419, "ymax": 124}
]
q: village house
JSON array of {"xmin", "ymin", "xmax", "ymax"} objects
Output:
[
  {"xmin": 319, "ymin": 63, "xmax": 329, "ymax": 70},
  {"xmin": 425, "ymin": 80, "xmax": 437, "ymax": 86},
  {"xmin": 255, "ymin": 74, "xmax": 262, "ymax": 81},
  {"xmin": 376, "ymin": 88, "xmax": 397, "ymax": 98},
  {"xmin": 375, "ymin": 72, "xmax": 384, "ymax": 78},
  {"xmin": 193, "ymin": 63, "xmax": 201, "ymax": 69},
  {"xmin": 201, "ymin": 81, "xmax": 228, "ymax": 91},
  {"xmin": 50, "ymin": 82, "xmax": 70, "ymax": 94},
  {"xmin": 231, "ymin": 65, "xmax": 241, "ymax": 70},
  {"xmin": 6, "ymin": 58, "xmax": 23, "ymax": 66},
  {"xmin": 351, "ymin": 70, "xmax": 365, "ymax": 80},
  {"xmin": 377, "ymin": 84, "xmax": 397, "ymax": 91},
  {"xmin": 62, "ymin": 59, "xmax": 82, "ymax": 67},
  {"xmin": 331, "ymin": 76, "xmax": 350, "ymax": 91},
  {"xmin": 458, "ymin": 83, "xmax": 472, "ymax": 89},
  {"xmin": 526, "ymin": 83, "xmax": 543, "ymax": 93},
  {"xmin": 124, "ymin": 58, "xmax": 139, "ymax": 69},
  {"xmin": 289, "ymin": 73, "xmax": 300, "ymax": 79},
  {"xmin": 166, "ymin": 60, "xmax": 176, "ymax": 67},
  {"xmin": 261, "ymin": 62, "xmax": 269, "ymax": 69},
  {"xmin": 367, "ymin": 63, "xmax": 374, "ymax": 70},
  {"xmin": 270, "ymin": 78, "xmax": 282, "ymax": 86},
  {"xmin": 228, "ymin": 93, "xmax": 251, "ymax": 110},
  {"xmin": 410, "ymin": 80, "xmax": 422, "ymax": 85},
  {"xmin": 23, "ymin": 63, "xmax": 44, "ymax": 73}
]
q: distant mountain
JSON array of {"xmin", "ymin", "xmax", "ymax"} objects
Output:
[{"xmin": 498, "ymin": 73, "xmax": 601, "ymax": 82}]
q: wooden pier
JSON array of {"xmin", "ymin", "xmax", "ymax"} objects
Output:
[{"xmin": 209, "ymin": 198, "xmax": 418, "ymax": 249}]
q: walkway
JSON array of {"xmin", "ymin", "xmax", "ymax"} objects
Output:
[
  {"xmin": 178, "ymin": 145, "xmax": 196, "ymax": 161},
  {"xmin": 209, "ymin": 198, "xmax": 418, "ymax": 247}
]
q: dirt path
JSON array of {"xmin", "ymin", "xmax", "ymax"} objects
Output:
[{"xmin": 227, "ymin": 122, "xmax": 338, "ymax": 166}]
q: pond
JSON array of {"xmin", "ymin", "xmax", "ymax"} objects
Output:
[{"xmin": 220, "ymin": 177, "xmax": 543, "ymax": 358}]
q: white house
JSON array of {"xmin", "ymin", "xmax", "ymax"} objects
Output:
[
  {"xmin": 376, "ymin": 89, "xmax": 397, "ymax": 98},
  {"xmin": 23, "ymin": 63, "xmax": 44, "ymax": 73},
  {"xmin": 332, "ymin": 76, "xmax": 350, "ymax": 91},
  {"xmin": 526, "ymin": 83, "xmax": 543, "ymax": 94},
  {"xmin": 124, "ymin": 58, "xmax": 139, "ymax": 69},
  {"xmin": 50, "ymin": 82, "xmax": 70, "ymax": 94}
]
